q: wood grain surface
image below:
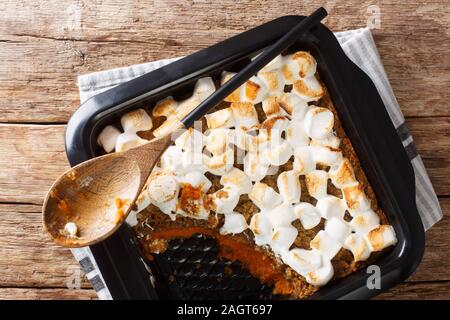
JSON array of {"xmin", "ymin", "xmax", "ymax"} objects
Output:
[{"xmin": 0, "ymin": 0, "xmax": 448, "ymax": 300}]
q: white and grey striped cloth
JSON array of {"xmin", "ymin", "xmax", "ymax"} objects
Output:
[{"xmin": 75, "ymin": 27, "xmax": 442, "ymax": 299}]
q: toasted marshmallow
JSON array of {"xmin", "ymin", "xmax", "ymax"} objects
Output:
[
  {"xmin": 366, "ymin": 225, "xmax": 397, "ymax": 252},
  {"xmin": 310, "ymin": 230, "xmax": 342, "ymax": 260},
  {"xmin": 329, "ymin": 158, "xmax": 356, "ymax": 188},
  {"xmin": 260, "ymin": 116, "xmax": 289, "ymax": 140},
  {"xmin": 303, "ymin": 107, "xmax": 334, "ymax": 140},
  {"xmin": 243, "ymin": 76, "xmax": 268, "ymax": 103},
  {"xmin": 220, "ymin": 212, "xmax": 248, "ymax": 235},
  {"xmin": 294, "ymin": 202, "xmax": 322, "ymax": 230},
  {"xmin": 244, "ymin": 152, "xmax": 270, "ymax": 182},
  {"xmin": 249, "ymin": 213, "xmax": 272, "ymax": 246},
  {"xmin": 194, "ymin": 77, "xmax": 216, "ymax": 95},
  {"xmin": 234, "ymin": 128, "xmax": 260, "ymax": 152},
  {"xmin": 249, "ymin": 182, "xmax": 283, "ymax": 210},
  {"xmin": 221, "ymin": 71, "xmax": 243, "ymax": 102},
  {"xmin": 306, "ymin": 259, "xmax": 334, "ymax": 286},
  {"xmin": 211, "ymin": 186, "xmax": 240, "ymax": 214},
  {"xmin": 63, "ymin": 222, "xmax": 78, "ymax": 238},
  {"xmin": 160, "ymin": 145, "xmax": 185, "ymax": 173},
  {"xmin": 178, "ymin": 171, "xmax": 211, "ymax": 193},
  {"xmin": 277, "ymin": 171, "xmax": 301, "ymax": 204},
  {"xmin": 262, "ymin": 96, "xmax": 285, "ymax": 118},
  {"xmin": 230, "ymin": 102, "xmax": 259, "ymax": 131},
  {"xmin": 287, "ymin": 121, "xmax": 310, "ymax": 149},
  {"xmin": 257, "ymin": 53, "xmax": 284, "ymax": 72},
  {"xmin": 220, "ymin": 167, "xmax": 253, "ymax": 195},
  {"xmin": 286, "ymin": 249, "xmax": 322, "ymax": 275},
  {"xmin": 271, "ymin": 225, "xmax": 298, "ymax": 252},
  {"xmin": 265, "ymin": 202, "xmax": 296, "ymax": 227},
  {"xmin": 312, "ymin": 146, "xmax": 343, "ymax": 166},
  {"xmin": 153, "ymin": 97, "xmax": 178, "ymax": 118},
  {"xmin": 205, "ymin": 107, "xmax": 235, "ymax": 129},
  {"xmin": 203, "ymin": 148, "xmax": 234, "ymax": 176},
  {"xmin": 267, "ymin": 141, "xmax": 293, "ymax": 166},
  {"xmin": 204, "ymin": 129, "xmax": 234, "ymax": 155},
  {"xmin": 342, "ymin": 182, "xmax": 371, "ymax": 214},
  {"xmin": 293, "ymin": 147, "xmax": 315, "ymax": 174},
  {"xmin": 121, "ymin": 108, "xmax": 153, "ymax": 133},
  {"xmin": 147, "ymin": 173, "xmax": 179, "ymax": 214},
  {"xmin": 97, "ymin": 125, "xmax": 121, "ymax": 153},
  {"xmin": 324, "ymin": 217, "xmax": 351, "ymax": 244},
  {"xmin": 310, "ymin": 134, "xmax": 341, "ymax": 149},
  {"xmin": 291, "ymin": 51, "xmax": 317, "ymax": 78},
  {"xmin": 293, "ymin": 77, "xmax": 324, "ymax": 102},
  {"xmin": 115, "ymin": 132, "xmax": 147, "ymax": 152},
  {"xmin": 344, "ymin": 233, "xmax": 371, "ymax": 262},
  {"xmin": 281, "ymin": 55, "xmax": 301, "ymax": 84},
  {"xmin": 349, "ymin": 210, "xmax": 380, "ymax": 235},
  {"xmin": 175, "ymin": 128, "xmax": 204, "ymax": 152},
  {"xmin": 278, "ymin": 92, "xmax": 308, "ymax": 118},
  {"xmin": 315, "ymin": 195, "xmax": 347, "ymax": 220},
  {"xmin": 258, "ymin": 70, "xmax": 285, "ymax": 96},
  {"xmin": 305, "ymin": 170, "xmax": 329, "ymax": 199},
  {"xmin": 152, "ymin": 116, "xmax": 183, "ymax": 137}
]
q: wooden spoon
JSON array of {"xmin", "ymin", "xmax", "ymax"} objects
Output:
[{"xmin": 43, "ymin": 7, "xmax": 327, "ymax": 247}]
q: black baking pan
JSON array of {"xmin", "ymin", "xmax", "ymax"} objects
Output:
[{"xmin": 65, "ymin": 15, "xmax": 425, "ymax": 300}]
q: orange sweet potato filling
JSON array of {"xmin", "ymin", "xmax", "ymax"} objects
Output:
[{"xmin": 146, "ymin": 227, "xmax": 294, "ymax": 296}]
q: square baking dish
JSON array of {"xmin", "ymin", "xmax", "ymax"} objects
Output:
[{"xmin": 65, "ymin": 15, "xmax": 424, "ymax": 300}]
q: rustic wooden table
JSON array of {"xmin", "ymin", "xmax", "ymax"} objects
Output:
[{"xmin": 0, "ymin": 0, "xmax": 448, "ymax": 300}]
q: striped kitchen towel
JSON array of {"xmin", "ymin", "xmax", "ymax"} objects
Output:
[{"xmin": 74, "ymin": 27, "xmax": 442, "ymax": 299}]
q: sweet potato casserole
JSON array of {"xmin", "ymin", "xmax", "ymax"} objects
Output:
[{"xmin": 96, "ymin": 51, "xmax": 397, "ymax": 299}]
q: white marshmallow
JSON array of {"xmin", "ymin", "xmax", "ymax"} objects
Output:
[
  {"xmin": 366, "ymin": 225, "xmax": 397, "ymax": 252},
  {"xmin": 220, "ymin": 212, "xmax": 248, "ymax": 235},
  {"xmin": 160, "ymin": 145, "xmax": 185, "ymax": 173},
  {"xmin": 249, "ymin": 213, "xmax": 272, "ymax": 246},
  {"xmin": 178, "ymin": 171, "xmax": 211, "ymax": 193},
  {"xmin": 271, "ymin": 225, "xmax": 298, "ymax": 252},
  {"xmin": 305, "ymin": 170, "xmax": 329, "ymax": 199},
  {"xmin": 287, "ymin": 121, "xmax": 310, "ymax": 149},
  {"xmin": 277, "ymin": 170, "xmax": 301, "ymax": 204},
  {"xmin": 115, "ymin": 132, "xmax": 147, "ymax": 152},
  {"xmin": 249, "ymin": 182, "xmax": 283, "ymax": 210},
  {"xmin": 257, "ymin": 53, "xmax": 284, "ymax": 72},
  {"xmin": 303, "ymin": 107, "xmax": 334, "ymax": 140},
  {"xmin": 324, "ymin": 217, "xmax": 351, "ymax": 244},
  {"xmin": 265, "ymin": 202, "xmax": 296, "ymax": 228},
  {"xmin": 278, "ymin": 92, "xmax": 308, "ymax": 118},
  {"xmin": 267, "ymin": 141, "xmax": 293, "ymax": 166},
  {"xmin": 286, "ymin": 248, "xmax": 322, "ymax": 275},
  {"xmin": 306, "ymin": 259, "xmax": 334, "ymax": 286},
  {"xmin": 310, "ymin": 134, "xmax": 341, "ymax": 149},
  {"xmin": 203, "ymin": 148, "xmax": 234, "ymax": 176},
  {"xmin": 211, "ymin": 186, "xmax": 240, "ymax": 214},
  {"xmin": 204, "ymin": 129, "xmax": 234, "ymax": 155},
  {"xmin": 175, "ymin": 128, "xmax": 204, "ymax": 152},
  {"xmin": 294, "ymin": 202, "xmax": 322, "ymax": 230},
  {"xmin": 349, "ymin": 210, "xmax": 380, "ymax": 235},
  {"xmin": 220, "ymin": 168, "xmax": 253, "ymax": 195},
  {"xmin": 310, "ymin": 230, "xmax": 342, "ymax": 260},
  {"xmin": 147, "ymin": 173, "xmax": 179, "ymax": 215},
  {"xmin": 315, "ymin": 195, "xmax": 347, "ymax": 220},
  {"xmin": 120, "ymin": 108, "xmax": 153, "ymax": 133},
  {"xmin": 97, "ymin": 125, "xmax": 121, "ymax": 153},
  {"xmin": 344, "ymin": 233, "xmax": 371, "ymax": 262},
  {"xmin": 293, "ymin": 147, "xmax": 315, "ymax": 174},
  {"xmin": 244, "ymin": 152, "xmax": 270, "ymax": 182},
  {"xmin": 312, "ymin": 146, "xmax": 343, "ymax": 167}
]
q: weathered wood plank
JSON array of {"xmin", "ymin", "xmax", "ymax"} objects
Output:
[
  {"xmin": 0, "ymin": 288, "xmax": 96, "ymax": 300},
  {"xmin": 376, "ymin": 281, "xmax": 450, "ymax": 300},
  {"xmin": 0, "ymin": 0, "xmax": 448, "ymax": 122},
  {"xmin": 0, "ymin": 203, "xmax": 91, "ymax": 288}
]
